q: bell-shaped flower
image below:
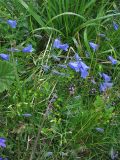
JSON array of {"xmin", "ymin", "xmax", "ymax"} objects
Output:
[
  {"xmin": 100, "ymin": 82, "xmax": 113, "ymax": 92},
  {"xmin": 0, "ymin": 138, "xmax": 6, "ymax": 148},
  {"xmin": 7, "ymin": 20, "xmax": 17, "ymax": 28},
  {"xmin": 101, "ymin": 73, "xmax": 111, "ymax": 82},
  {"xmin": 108, "ymin": 56, "xmax": 117, "ymax": 65},
  {"xmin": 53, "ymin": 38, "xmax": 69, "ymax": 51},
  {"xmin": 22, "ymin": 44, "xmax": 33, "ymax": 53},
  {"xmin": 89, "ymin": 42, "xmax": 99, "ymax": 52},
  {"xmin": 0, "ymin": 53, "xmax": 9, "ymax": 61},
  {"xmin": 68, "ymin": 54, "xmax": 89, "ymax": 79}
]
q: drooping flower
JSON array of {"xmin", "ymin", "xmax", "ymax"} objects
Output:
[
  {"xmin": 80, "ymin": 68, "xmax": 89, "ymax": 79},
  {"xmin": 80, "ymin": 61, "xmax": 90, "ymax": 70},
  {"xmin": 68, "ymin": 53, "xmax": 89, "ymax": 79},
  {"xmin": 108, "ymin": 56, "xmax": 117, "ymax": 65},
  {"xmin": 7, "ymin": 20, "xmax": 17, "ymax": 28},
  {"xmin": 74, "ymin": 53, "xmax": 81, "ymax": 61},
  {"xmin": 0, "ymin": 53, "xmax": 9, "ymax": 61},
  {"xmin": 100, "ymin": 82, "xmax": 113, "ymax": 92},
  {"xmin": 68, "ymin": 61, "xmax": 80, "ymax": 72},
  {"xmin": 22, "ymin": 113, "xmax": 32, "ymax": 117},
  {"xmin": 53, "ymin": 39, "xmax": 69, "ymax": 51},
  {"xmin": 101, "ymin": 73, "xmax": 111, "ymax": 82},
  {"xmin": 0, "ymin": 138, "xmax": 6, "ymax": 148},
  {"xmin": 22, "ymin": 44, "xmax": 33, "ymax": 53},
  {"xmin": 53, "ymin": 39, "xmax": 61, "ymax": 48},
  {"xmin": 89, "ymin": 42, "xmax": 99, "ymax": 52},
  {"xmin": 0, "ymin": 158, "xmax": 3, "ymax": 160},
  {"xmin": 113, "ymin": 21, "xmax": 119, "ymax": 31},
  {"xmin": 96, "ymin": 127, "xmax": 104, "ymax": 133}
]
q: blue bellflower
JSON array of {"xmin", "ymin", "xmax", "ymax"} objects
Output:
[
  {"xmin": 0, "ymin": 138, "xmax": 6, "ymax": 148},
  {"xmin": 101, "ymin": 73, "xmax": 111, "ymax": 82},
  {"xmin": 113, "ymin": 21, "xmax": 119, "ymax": 31},
  {"xmin": 100, "ymin": 82, "xmax": 113, "ymax": 92},
  {"xmin": 89, "ymin": 42, "xmax": 99, "ymax": 52},
  {"xmin": 69, "ymin": 61, "xmax": 80, "ymax": 72},
  {"xmin": 7, "ymin": 20, "xmax": 17, "ymax": 28},
  {"xmin": 68, "ymin": 53, "xmax": 89, "ymax": 79},
  {"xmin": 99, "ymin": 72, "xmax": 113, "ymax": 92},
  {"xmin": 22, "ymin": 44, "xmax": 33, "ymax": 53},
  {"xmin": 53, "ymin": 39, "xmax": 69, "ymax": 51},
  {"xmin": 0, "ymin": 53, "xmax": 9, "ymax": 61},
  {"xmin": 108, "ymin": 56, "xmax": 117, "ymax": 65}
]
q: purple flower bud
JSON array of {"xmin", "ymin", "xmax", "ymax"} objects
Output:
[
  {"xmin": 74, "ymin": 53, "xmax": 81, "ymax": 61},
  {"xmin": 89, "ymin": 42, "xmax": 99, "ymax": 52},
  {"xmin": 113, "ymin": 21, "xmax": 119, "ymax": 31},
  {"xmin": 0, "ymin": 53, "xmax": 9, "ymax": 61},
  {"xmin": 108, "ymin": 56, "xmax": 117, "ymax": 65},
  {"xmin": 7, "ymin": 20, "xmax": 17, "ymax": 28}
]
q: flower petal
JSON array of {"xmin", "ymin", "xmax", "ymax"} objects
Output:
[
  {"xmin": 22, "ymin": 44, "xmax": 33, "ymax": 53},
  {"xmin": 89, "ymin": 42, "xmax": 99, "ymax": 52},
  {"xmin": 0, "ymin": 53, "xmax": 9, "ymax": 61},
  {"xmin": 102, "ymin": 73, "xmax": 111, "ymax": 82},
  {"xmin": 108, "ymin": 56, "xmax": 117, "ymax": 65},
  {"xmin": 113, "ymin": 21, "xmax": 119, "ymax": 31},
  {"xmin": 68, "ymin": 61, "xmax": 80, "ymax": 72},
  {"xmin": 7, "ymin": 20, "xmax": 17, "ymax": 28}
]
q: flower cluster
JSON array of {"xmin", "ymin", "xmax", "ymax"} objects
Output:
[
  {"xmin": 100, "ymin": 73, "xmax": 113, "ymax": 92},
  {"xmin": 0, "ymin": 44, "xmax": 33, "ymax": 61},
  {"xmin": 68, "ymin": 53, "xmax": 90, "ymax": 79}
]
